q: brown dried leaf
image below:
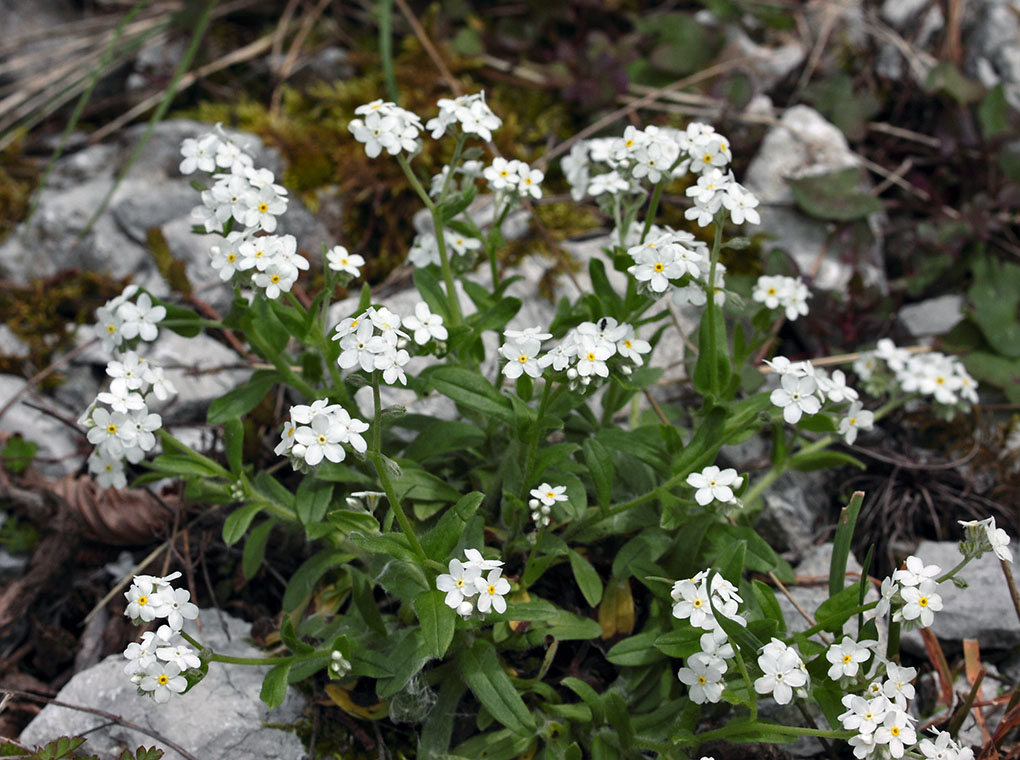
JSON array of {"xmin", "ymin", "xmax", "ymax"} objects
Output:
[{"xmin": 51, "ymin": 475, "xmax": 177, "ymax": 545}]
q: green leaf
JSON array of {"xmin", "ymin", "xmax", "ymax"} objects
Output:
[
  {"xmin": 147, "ymin": 454, "xmax": 225, "ymax": 479},
  {"xmin": 589, "ymin": 258, "xmax": 623, "ymax": 316},
  {"xmin": 207, "ymin": 370, "xmax": 281, "ymax": 424},
  {"xmin": 604, "ymin": 691, "xmax": 634, "ymax": 749},
  {"xmin": 152, "ymin": 298, "xmax": 203, "ymax": 337},
  {"xmin": 582, "ymin": 437, "xmax": 614, "ymax": 509},
  {"xmin": 295, "ymin": 477, "xmax": 335, "ymax": 525},
  {"xmin": 242, "ymin": 519, "xmax": 274, "ymax": 579},
  {"xmin": 1, "ymin": 435, "xmax": 37, "ymax": 475},
  {"xmin": 830, "ymin": 491, "xmax": 864, "ymax": 597},
  {"xmin": 419, "ymin": 677, "xmax": 468, "ymax": 758},
  {"xmin": 561, "ymin": 677, "xmax": 604, "ymax": 723},
  {"xmin": 283, "ymin": 549, "xmax": 351, "ymax": 612},
  {"xmin": 815, "ymin": 584, "xmax": 861, "ymax": 629},
  {"xmin": 468, "ymin": 297, "xmax": 522, "ymax": 338},
  {"xmin": 413, "ymin": 267, "xmax": 453, "ymax": 323},
  {"xmin": 752, "ymin": 579, "xmax": 786, "ymax": 635},
  {"xmin": 653, "ymin": 629, "xmax": 702, "ymax": 658},
  {"xmin": 422, "ymin": 491, "xmax": 485, "ymax": 560},
  {"xmin": 456, "ymin": 639, "xmax": 536, "ymax": 735},
  {"xmin": 414, "ymin": 589, "xmax": 456, "ymax": 659},
  {"xmin": 260, "ymin": 662, "xmax": 292, "ymax": 708},
  {"xmin": 788, "ymin": 449, "xmax": 865, "ymax": 471},
  {"xmin": 606, "ymin": 632, "xmax": 667, "ymax": 666},
  {"xmin": 392, "ymin": 461, "xmax": 462, "ymax": 503},
  {"xmin": 426, "ymin": 366, "xmax": 514, "ymax": 424},
  {"xmin": 788, "ymin": 167, "xmax": 883, "ymax": 221},
  {"xmin": 351, "ymin": 533, "xmax": 420, "ymax": 564},
  {"xmin": 438, "ymin": 185, "xmax": 477, "ymax": 223},
  {"xmin": 327, "ymin": 508, "xmax": 380, "ymax": 535},
  {"xmin": 223, "ymin": 503, "xmax": 262, "ymax": 546},
  {"xmin": 403, "ymin": 420, "xmax": 486, "ymax": 461},
  {"xmin": 568, "ymin": 549, "xmax": 603, "ymax": 606},
  {"xmin": 692, "ymin": 305, "xmax": 731, "ymax": 396},
  {"xmin": 979, "ymin": 84, "xmax": 1014, "ymax": 138},
  {"xmin": 963, "ymin": 352, "xmax": 1020, "ymax": 402},
  {"xmin": 968, "ymin": 256, "xmax": 1020, "ymax": 358}
]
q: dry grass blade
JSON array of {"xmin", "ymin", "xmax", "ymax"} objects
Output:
[{"xmin": 921, "ymin": 627, "xmax": 955, "ymax": 708}]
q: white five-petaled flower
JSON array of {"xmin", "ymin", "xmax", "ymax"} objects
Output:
[
  {"xmin": 326, "ymin": 246, "xmax": 365, "ymax": 278},
  {"xmin": 677, "ymin": 657, "xmax": 725, "ymax": 704},
  {"xmin": 881, "ymin": 662, "xmax": 917, "ymax": 708},
  {"xmin": 462, "ymin": 548, "xmax": 504, "ymax": 571},
  {"xmin": 770, "ymin": 374, "xmax": 821, "ymax": 424},
  {"xmin": 530, "ymin": 483, "xmax": 567, "ymax": 507},
  {"xmin": 893, "ymin": 555, "xmax": 941, "ymax": 587},
  {"xmin": 294, "ymin": 414, "xmax": 348, "ymax": 466},
  {"xmin": 117, "ymin": 293, "xmax": 166, "ymax": 342},
  {"xmin": 839, "ymin": 401, "xmax": 874, "ymax": 445},
  {"xmin": 874, "ymin": 708, "xmax": 917, "ymax": 758},
  {"xmin": 686, "ymin": 465, "xmax": 742, "ymax": 506},
  {"xmin": 500, "ymin": 337, "xmax": 543, "ymax": 379},
  {"xmin": 839, "ymin": 693, "xmax": 889, "ymax": 735},
  {"xmin": 754, "ymin": 643, "xmax": 807, "ymax": 705},
  {"xmin": 825, "ymin": 637, "xmax": 874, "ymax": 680},
  {"xmin": 139, "ymin": 661, "xmax": 188, "ymax": 704},
  {"xmin": 896, "ymin": 579, "xmax": 943, "ymax": 628},
  {"xmin": 156, "ymin": 643, "xmax": 201, "ymax": 671},
  {"xmin": 403, "ymin": 301, "xmax": 447, "ymax": 345},
  {"xmin": 474, "ymin": 569, "xmax": 511, "ymax": 614},
  {"xmin": 159, "ymin": 587, "xmax": 200, "ymax": 631}
]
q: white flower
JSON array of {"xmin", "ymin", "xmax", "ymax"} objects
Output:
[
  {"xmin": 349, "ymin": 107, "xmax": 423, "ymax": 158},
  {"xmin": 179, "ymin": 134, "xmax": 219, "ymax": 174},
  {"xmin": 94, "ymin": 306, "xmax": 124, "ymax": 352},
  {"xmin": 156, "ymin": 586, "xmax": 199, "ymax": 631},
  {"xmin": 825, "ymin": 637, "xmax": 874, "ymax": 680},
  {"xmin": 97, "ymin": 378, "xmax": 145, "ymax": 414},
  {"xmin": 474, "ymin": 569, "xmax": 511, "ymax": 614},
  {"xmin": 89, "ymin": 450, "xmax": 127, "ymax": 489},
  {"xmin": 326, "ymin": 246, "xmax": 365, "ymax": 278},
  {"xmin": 875, "ymin": 575, "xmax": 898, "ymax": 618},
  {"xmin": 117, "ymin": 293, "xmax": 165, "ymax": 342},
  {"xmin": 139, "ymin": 661, "xmax": 187, "ymax": 704},
  {"xmin": 588, "ymin": 171, "xmax": 629, "ymax": 196},
  {"xmin": 839, "ymin": 693, "xmax": 889, "ymax": 734},
  {"xmin": 294, "ymin": 414, "xmax": 348, "ymax": 466},
  {"xmin": 436, "ymin": 559, "xmax": 481, "ymax": 608},
  {"xmin": 627, "ymin": 241, "xmax": 684, "ymax": 293},
  {"xmin": 374, "ymin": 346, "xmax": 410, "ymax": 385},
  {"xmin": 338, "ymin": 320, "xmax": 381, "ymax": 373},
  {"xmin": 881, "ymin": 662, "xmax": 917, "ymax": 708},
  {"xmin": 156, "ymin": 643, "xmax": 201, "ymax": 671},
  {"xmin": 615, "ymin": 325, "xmax": 651, "ymax": 365},
  {"xmin": 678, "ymin": 657, "xmax": 725, "ymax": 704},
  {"xmin": 408, "ymin": 232, "xmax": 440, "ymax": 267},
  {"xmin": 125, "ymin": 578, "xmax": 162, "ymax": 622},
  {"xmin": 86, "ymin": 407, "xmax": 135, "ymax": 459},
  {"xmin": 403, "ymin": 302, "xmax": 447, "ymax": 345},
  {"xmin": 484, "ymin": 158, "xmax": 519, "ymax": 191},
  {"xmin": 240, "ymin": 185, "xmax": 287, "ymax": 232},
  {"xmin": 893, "ymin": 555, "xmax": 941, "ymax": 587},
  {"xmin": 123, "ymin": 630, "xmax": 168, "ymax": 675},
  {"xmin": 839, "ymin": 402, "xmax": 874, "ymax": 445},
  {"xmin": 686, "ymin": 465, "xmax": 742, "ymax": 507},
  {"xmin": 694, "ymin": 629, "xmax": 735, "ymax": 672},
  {"xmin": 919, "ymin": 729, "xmax": 973, "ymax": 760},
  {"xmin": 895, "ymin": 579, "xmax": 943, "ymax": 627},
  {"xmin": 770, "ymin": 374, "xmax": 821, "ymax": 424},
  {"xmin": 106, "ymin": 352, "xmax": 147, "ymax": 390},
  {"xmin": 530, "ymin": 483, "xmax": 567, "ymax": 507},
  {"xmin": 574, "ymin": 335, "xmax": 613, "ymax": 378},
  {"xmin": 462, "ymin": 548, "xmax": 504, "ymax": 571},
  {"xmin": 823, "ymin": 369, "xmax": 859, "ymax": 404},
  {"xmin": 670, "ymin": 580, "xmax": 714, "ymax": 629},
  {"xmin": 720, "ymin": 182, "xmax": 760, "ymax": 225},
  {"xmin": 754, "ymin": 644, "xmax": 807, "ymax": 705},
  {"xmin": 517, "ymin": 166, "xmax": 544, "ymax": 199},
  {"xmin": 446, "ymin": 230, "xmax": 481, "ymax": 257},
  {"xmin": 874, "ymin": 708, "xmax": 917, "ymax": 758},
  {"xmin": 330, "ymin": 650, "xmax": 352, "ymax": 677},
  {"xmin": 143, "ymin": 364, "xmax": 177, "ymax": 401},
  {"xmin": 426, "ymin": 93, "xmax": 501, "ymax": 141},
  {"xmin": 500, "ymin": 337, "xmax": 543, "ymax": 379}
]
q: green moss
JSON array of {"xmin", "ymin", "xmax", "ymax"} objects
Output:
[{"xmin": 0, "ymin": 140, "xmax": 39, "ymax": 244}]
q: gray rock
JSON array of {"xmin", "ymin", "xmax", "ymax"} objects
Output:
[
  {"xmin": 901, "ymin": 540, "xmax": 1020, "ymax": 654},
  {"xmin": 0, "ymin": 374, "xmax": 81, "ymax": 476},
  {"xmin": 0, "ymin": 325, "xmax": 29, "ymax": 358},
  {"xmin": 898, "ymin": 295, "xmax": 964, "ymax": 338},
  {"xmin": 754, "ymin": 471, "xmax": 829, "ymax": 557},
  {"xmin": 744, "ymin": 105, "xmax": 886, "ymax": 293},
  {"xmin": 966, "ymin": 0, "xmax": 1020, "ymax": 110},
  {"xmin": 19, "ymin": 612, "xmax": 307, "ymax": 760},
  {"xmin": 723, "ymin": 26, "xmax": 806, "ymax": 95}
]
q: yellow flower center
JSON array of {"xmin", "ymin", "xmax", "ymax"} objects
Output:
[
  {"xmin": 842, "ymin": 655, "xmax": 852, "ymax": 664},
  {"xmin": 487, "ymin": 584, "xmax": 496, "ymax": 595},
  {"xmin": 340, "ymin": 258, "xmax": 348, "ymax": 265},
  {"xmin": 456, "ymin": 578, "xmax": 464, "ymax": 588},
  {"xmin": 703, "ymin": 153, "xmax": 712, "ymax": 163},
  {"xmin": 624, "ymin": 340, "xmax": 632, "ymax": 348},
  {"xmin": 518, "ymin": 354, "xmax": 528, "ymax": 363},
  {"xmin": 546, "ymin": 492, "xmax": 555, "ymax": 499},
  {"xmin": 107, "ymin": 424, "xmax": 117, "ymax": 434},
  {"xmin": 625, "ymin": 139, "xmax": 634, "ymax": 147},
  {"xmin": 255, "ymin": 249, "xmax": 264, "ymax": 258},
  {"xmin": 138, "ymin": 595, "xmax": 148, "ymax": 606},
  {"xmin": 692, "ymin": 599, "xmax": 703, "ymax": 608},
  {"xmin": 767, "ymin": 287, "xmax": 776, "ymax": 296},
  {"xmin": 918, "ymin": 597, "xmax": 928, "ymax": 607},
  {"xmin": 653, "ymin": 262, "xmax": 664, "ymax": 272},
  {"xmin": 105, "ymin": 464, "xmax": 113, "ymax": 472},
  {"xmin": 776, "ymin": 673, "xmax": 783, "ymax": 680},
  {"xmin": 258, "ymin": 202, "xmax": 269, "ymax": 213},
  {"xmin": 227, "ymin": 253, "xmax": 236, "ymax": 262},
  {"xmin": 271, "ymin": 274, "xmax": 281, "ymax": 283},
  {"xmin": 721, "ymin": 142, "xmax": 728, "ymax": 152},
  {"xmin": 586, "ymin": 352, "xmax": 596, "ymax": 361},
  {"xmin": 317, "ymin": 434, "xmax": 327, "ymax": 444},
  {"xmin": 158, "ymin": 674, "xmax": 169, "ymax": 685},
  {"xmin": 697, "ymin": 676, "xmax": 706, "ymax": 684},
  {"xmin": 890, "ymin": 727, "xmax": 900, "ymax": 737},
  {"xmin": 849, "ymin": 417, "xmax": 857, "ymax": 426},
  {"xmin": 107, "ymin": 324, "xmax": 117, "ymax": 334},
  {"xmin": 287, "ymin": 427, "xmax": 294, "ymax": 437}
]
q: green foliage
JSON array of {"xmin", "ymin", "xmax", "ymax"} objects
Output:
[
  {"xmin": 1, "ymin": 434, "xmax": 38, "ymax": 475},
  {"xmin": 788, "ymin": 168, "xmax": 883, "ymax": 221}
]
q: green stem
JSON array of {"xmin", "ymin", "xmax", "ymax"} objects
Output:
[
  {"xmin": 640, "ymin": 176, "xmax": 668, "ymax": 245},
  {"xmin": 705, "ymin": 217, "xmax": 724, "ymax": 393},
  {"xmin": 397, "ymin": 155, "xmax": 464, "ymax": 327},
  {"xmin": 487, "ymin": 202, "xmax": 512, "ymax": 288},
  {"xmin": 731, "ymin": 644, "xmax": 757, "ymax": 722},
  {"xmin": 937, "ymin": 556, "xmax": 972, "ymax": 584},
  {"xmin": 370, "ymin": 375, "xmax": 427, "ymax": 562},
  {"xmin": 438, "ymin": 134, "xmax": 466, "ymax": 206},
  {"xmin": 692, "ymin": 721, "xmax": 853, "ymax": 746},
  {"xmin": 211, "ymin": 652, "xmax": 297, "ymax": 666}
]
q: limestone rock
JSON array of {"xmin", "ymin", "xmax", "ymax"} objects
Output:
[
  {"xmin": 898, "ymin": 295, "xmax": 964, "ymax": 338},
  {"xmin": 19, "ymin": 612, "xmax": 307, "ymax": 760}
]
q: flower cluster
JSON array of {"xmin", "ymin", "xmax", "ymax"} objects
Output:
[
  {"xmin": 426, "ymin": 91, "xmax": 502, "ymax": 142},
  {"xmin": 274, "ymin": 398, "xmax": 368, "ymax": 470},
  {"xmin": 623, "ymin": 225, "xmax": 731, "ymax": 309},
  {"xmin": 561, "ymin": 122, "xmax": 759, "ymax": 227},
  {"xmin": 854, "ymin": 338, "xmax": 978, "ymax": 413},
  {"xmin": 436, "ymin": 548, "xmax": 509, "ymax": 619},
  {"xmin": 326, "ymin": 245, "xmax": 365, "ymax": 282},
  {"xmin": 182, "ymin": 126, "xmax": 287, "ymax": 234},
  {"xmin": 483, "ymin": 157, "xmax": 544, "ymax": 200},
  {"xmin": 93, "ymin": 285, "xmax": 166, "ymax": 353},
  {"xmin": 122, "ymin": 572, "xmax": 201, "ymax": 704},
  {"xmin": 333, "ymin": 307, "xmax": 412, "ymax": 384},
  {"xmin": 499, "ymin": 318, "xmax": 650, "ymax": 391},
  {"xmin": 80, "ymin": 287, "xmax": 176, "ymax": 490},
  {"xmin": 959, "ymin": 516, "xmax": 1013, "ymax": 562},
  {"xmin": 752, "ymin": 275, "xmax": 811, "ymax": 321},
  {"xmin": 528, "ymin": 482, "xmax": 567, "ymax": 528},
  {"xmin": 766, "ymin": 356, "xmax": 873, "ymax": 443},
  {"xmin": 180, "ymin": 128, "xmax": 311, "ymax": 301},
  {"xmin": 349, "ymin": 100, "xmax": 423, "ymax": 158}
]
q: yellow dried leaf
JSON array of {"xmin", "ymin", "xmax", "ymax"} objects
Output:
[
  {"xmin": 325, "ymin": 683, "xmax": 389, "ymax": 720},
  {"xmin": 598, "ymin": 577, "xmax": 635, "ymax": 639}
]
